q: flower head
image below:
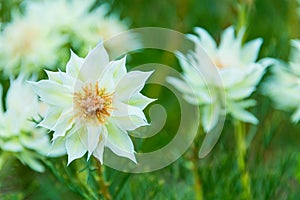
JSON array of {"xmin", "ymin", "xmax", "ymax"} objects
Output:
[
  {"xmin": 0, "ymin": 18, "xmax": 63, "ymax": 75},
  {"xmin": 79, "ymin": 6, "xmax": 141, "ymax": 54},
  {"xmin": 168, "ymin": 26, "xmax": 268, "ymax": 131},
  {"xmin": 31, "ymin": 43, "xmax": 154, "ymax": 164},
  {"xmin": 24, "ymin": 0, "xmax": 139, "ymax": 55},
  {"xmin": 263, "ymin": 40, "xmax": 300, "ymax": 123},
  {"xmin": 0, "ymin": 76, "xmax": 53, "ymax": 172}
]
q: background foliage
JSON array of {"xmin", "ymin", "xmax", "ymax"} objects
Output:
[{"xmin": 1, "ymin": 0, "xmax": 300, "ymax": 199}]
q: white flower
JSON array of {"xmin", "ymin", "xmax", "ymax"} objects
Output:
[
  {"xmin": 0, "ymin": 76, "xmax": 53, "ymax": 172},
  {"xmin": 24, "ymin": 0, "xmax": 139, "ymax": 55},
  {"xmin": 168, "ymin": 26, "xmax": 268, "ymax": 131},
  {"xmin": 31, "ymin": 43, "xmax": 154, "ymax": 164},
  {"xmin": 78, "ymin": 5, "xmax": 140, "ymax": 54},
  {"xmin": 263, "ymin": 40, "xmax": 300, "ymax": 123},
  {"xmin": 25, "ymin": 0, "xmax": 94, "ymax": 33},
  {"xmin": 0, "ymin": 17, "xmax": 63, "ymax": 75}
]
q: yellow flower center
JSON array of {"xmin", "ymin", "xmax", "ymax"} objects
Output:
[{"xmin": 74, "ymin": 82, "xmax": 113, "ymax": 125}]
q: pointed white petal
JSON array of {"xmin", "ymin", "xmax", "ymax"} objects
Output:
[
  {"xmin": 66, "ymin": 130, "xmax": 87, "ymax": 165},
  {"xmin": 227, "ymin": 87, "xmax": 255, "ymax": 100},
  {"xmin": 2, "ymin": 139, "xmax": 23, "ymax": 152},
  {"xmin": 80, "ymin": 43, "xmax": 109, "ymax": 82},
  {"xmin": 45, "ymin": 70, "xmax": 63, "ymax": 84},
  {"xmin": 229, "ymin": 104, "xmax": 258, "ymax": 124},
  {"xmin": 201, "ymin": 104, "xmax": 221, "ymax": 132},
  {"xmin": 292, "ymin": 108, "xmax": 300, "ymax": 123},
  {"xmin": 97, "ymin": 56, "xmax": 128, "ymax": 93},
  {"xmin": 241, "ymin": 38, "xmax": 263, "ymax": 64},
  {"xmin": 19, "ymin": 152, "xmax": 45, "ymax": 173},
  {"xmin": 115, "ymin": 70, "xmax": 153, "ymax": 101},
  {"xmin": 93, "ymin": 128, "xmax": 107, "ymax": 164},
  {"xmin": 31, "ymin": 80, "xmax": 72, "ymax": 106},
  {"xmin": 219, "ymin": 26, "xmax": 236, "ymax": 50},
  {"xmin": 106, "ymin": 56, "xmax": 127, "ymax": 83},
  {"xmin": 66, "ymin": 50, "xmax": 84, "ymax": 78},
  {"xmin": 112, "ymin": 100, "xmax": 147, "ymax": 121},
  {"xmin": 106, "ymin": 121, "xmax": 136, "ymax": 163},
  {"xmin": 113, "ymin": 115, "xmax": 148, "ymax": 131},
  {"xmin": 38, "ymin": 107, "xmax": 63, "ymax": 130},
  {"xmin": 52, "ymin": 110, "xmax": 74, "ymax": 140},
  {"xmin": 47, "ymin": 137, "xmax": 67, "ymax": 157},
  {"xmin": 220, "ymin": 68, "xmax": 245, "ymax": 88},
  {"xmin": 86, "ymin": 126, "xmax": 101, "ymax": 159},
  {"xmin": 193, "ymin": 27, "xmax": 217, "ymax": 53},
  {"xmin": 175, "ymin": 52, "xmax": 204, "ymax": 84},
  {"xmin": 127, "ymin": 93, "xmax": 156, "ymax": 110}
]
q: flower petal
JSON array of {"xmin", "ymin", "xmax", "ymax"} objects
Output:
[
  {"xmin": 106, "ymin": 120, "xmax": 136, "ymax": 163},
  {"xmin": 19, "ymin": 151, "xmax": 45, "ymax": 173},
  {"xmin": 52, "ymin": 110, "xmax": 74, "ymax": 140},
  {"xmin": 192, "ymin": 27, "xmax": 217, "ymax": 55},
  {"xmin": 31, "ymin": 80, "xmax": 72, "ymax": 106},
  {"xmin": 106, "ymin": 56, "xmax": 127, "ymax": 83},
  {"xmin": 66, "ymin": 50, "xmax": 84, "ymax": 78},
  {"xmin": 229, "ymin": 103, "xmax": 258, "ymax": 124},
  {"xmin": 86, "ymin": 126, "xmax": 101, "ymax": 159},
  {"xmin": 2, "ymin": 139, "xmax": 23, "ymax": 152},
  {"xmin": 292, "ymin": 107, "xmax": 300, "ymax": 123},
  {"xmin": 201, "ymin": 103, "xmax": 221, "ymax": 132},
  {"xmin": 38, "ymin": 107, "xmax": 63, "ymax": 130},
  {"xmin": 241, "ymin": 38, "xmax": 263, "ymax": 64},
  {"xmin": 127, "ymin": 93, "xmax": 155, "ymax": 110},
  {"xmin": 45, "ymin": 70, "xmax": 63, "ymax": 84},
  {"xmin": 48, "ymin": 137, "xmax": 67, "ymax": 157},
  {"xmin": 66, "ymin": 129, "xmax": 87, "ymax": 165},
  {"xmin": 115, "ymin": 70, "xmax": 153, "ymax": 101},
  {"xmin": 93, "ymin": 128, "xmax": 107, "ymax": 164},
  {"xmin": 112, "ymin": 100, "xmax": 147, "ymax": 121},
  {"xmin": 79, "ymin": 43, "xmax": 109, "ymax": 82},
  {"xmin": 113, "ymin": 115, "xmax": 148, "ymax": 131}
]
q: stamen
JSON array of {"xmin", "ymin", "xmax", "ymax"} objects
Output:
[{"xmin": 74, "ymin": 82, "xmax": 113, "ymax": 125}]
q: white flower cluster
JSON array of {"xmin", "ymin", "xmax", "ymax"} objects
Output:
[
  {"xmin": 0, "ymin": 0, "xmax": 138, "ymax": 75},
  {"xmin": 263, "ymin": 40, "xmax": 300, "ymax": 123},
  {"xmin": 168, "ymin": 26, "xmax": 269, "ymax": 131},
  {"xmin": 0, "ymin": 77, "xmax": 56, "ymax": 172},
  {"xmin": 0, "ymin": 0, "xmax": 140, "ymax": 171},
  {"xmin": 1, "ymin": 0, "xmax": 300, "ymax": 173}
]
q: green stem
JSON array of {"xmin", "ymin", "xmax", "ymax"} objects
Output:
[
  {"xmin": 236, "ymin": 0, "xmax": 254, "ymax": 31},
  {"xmin": 96, "ymin": 161, "xmax": 112, "ymax": 200},
  {"xmin": 235, "ymin": 120, "xmax": 251, "ymax": 200},
  {"xmin": 192, "ymin": 152, "xmax": 203, "ymax": 200},
  {"xmin": 191, "ymin": 127, "xmax": 204, "ymax": 200}
]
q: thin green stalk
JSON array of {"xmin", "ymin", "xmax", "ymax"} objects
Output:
[
  {"xmin": 192, "ymin": 146, "xmax": 203, "ymax": 200},
  {"xmin": 236, "ymin": 0, "xmax": 254, "ymax": 31},
  {"xmin": 191, "ymin": 126, "xmax": 205, "ymax": 200},
  {"xmin": 96, "ymin": 161, "xmax": 112, "ymax": 200},
  {"xmin": 234, "ymin": 120, "xmax": 251, "ymax": 200}
]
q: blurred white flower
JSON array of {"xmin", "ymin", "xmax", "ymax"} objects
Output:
[
  {"xmin": 25, "ymin": 0, "xmax": 140, "ymax": 55},
  {"xmin": 0, "ymin": 18, "xmax": 63, "ymax": 75},
  {"xmin": 79, "ymin": 5, "xmax": 141, "ymax": 54},
  {"xmin": 25, "ymin": 0, "xmax": 94, "ymax": 33},
  {"xmin": 0, "ymin": 76, "xmax": 53, "ymax": 172},
  {"xmin": 31, "ymin": 43, "xmax": 154, "ymax": 164},
  {"xmin": 263, "ymin": 40, "xmax": 300, "ymax": 123},
  {"xmin": 168, "ymin": 26, "xmax": 268, "ymax": 131}
]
